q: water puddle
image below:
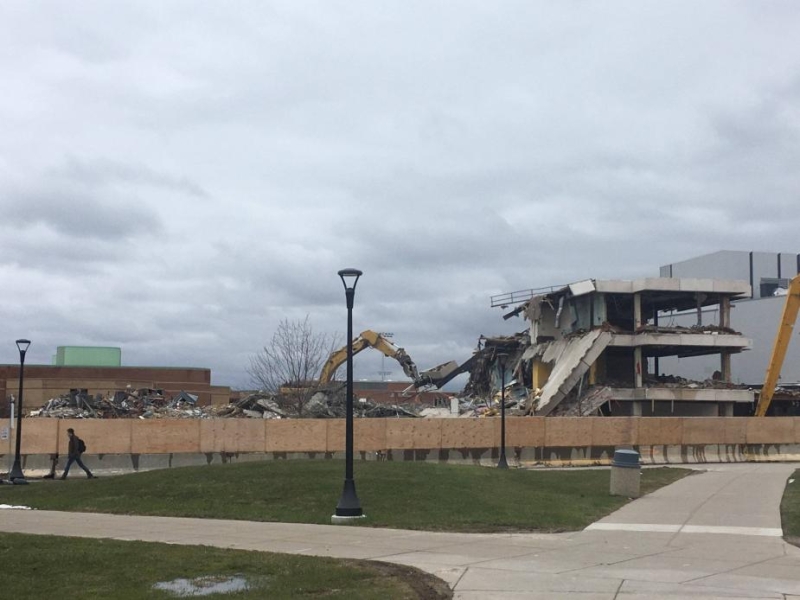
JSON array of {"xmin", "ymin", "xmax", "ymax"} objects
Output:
[{"xmin": 153, "ymin": 575, "xmax": 251, "ymax": 597}]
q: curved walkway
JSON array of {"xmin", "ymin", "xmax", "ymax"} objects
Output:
[{"xmin": 2, "ymin": 463, "xmax": 800, "ymax": 599}]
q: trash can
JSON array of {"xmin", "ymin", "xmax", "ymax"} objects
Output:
[{"xmin": 610, "ymin": 449, "xmax": 641, "ymax": 498}]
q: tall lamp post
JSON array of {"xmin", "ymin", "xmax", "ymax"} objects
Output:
[
  {"xmin": 9, "ymin": 339, "xmax": 31, "ymax": 484},
  {"xmin": 496, "ymin": 350, "xmax": 509, "ymax": 469},
  {"xmin": 333, "ymin": 268, "xmax": 364, "ymax": 521}
]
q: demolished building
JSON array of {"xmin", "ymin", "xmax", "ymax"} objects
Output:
[{"xmin": 490, "ymin": 278, "xmax": 754, "ymax": 417}]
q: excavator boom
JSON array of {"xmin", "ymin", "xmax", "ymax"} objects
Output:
[
  {"xmin": 319, "ymin": 330, "xmax": 420, "ymax": 383},
  {"xmin": 755, "ymin": 274, "xmax": 800, "ymax": 417}
]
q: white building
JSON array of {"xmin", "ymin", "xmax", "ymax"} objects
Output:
[{"xmin": 657, "ymin": 251, "xmax": 800, "ymax": 385}]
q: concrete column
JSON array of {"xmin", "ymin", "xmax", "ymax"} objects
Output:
[
  {"xmin": 721, "ymin": 351, "xmax": 731, "ymax": 383},
  {"xmin": 633, "ymin": 293, "xmax": 642, "ymax": 330},
  {"xmin": 634, "ymin": 347, "xmax": 643, "ymax": 388},
  {"xmin": 696, "ymin": 293, "xmax": 703, "ymax": 326},
  {"xmin": 720, "ymin": 403, "xmax": 734, "ymax": 417},
  {"xmin": 632, "ymin": 401, "xmax": 643, "ymax": 416},
  {"xmin": 532, "ymin": 360, "xmax": 552, "ymax": 391},
  {"xmin": 720, "ymin": 296, "xmax": 731, "ymax": 329}
]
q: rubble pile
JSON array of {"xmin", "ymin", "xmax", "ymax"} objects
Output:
[
  {"xmin": 637, "ymin": 324, "xmax": 741, "ymax": 335},
  {"xmin": 643, "ymin": 374, "xmax": 748, "ymax": 390},
  {"xmin": 27, "ymin": 387, "xmax": 426, "ymax": 420},
  {"xmin": 28, "ymin": 389, "xmax": 205, "ymax": 419},
  {"xmin": 302, "ymin": 388, "xmax": 420, "ymax": 418},
  {"xmin": 212, "ymin": 393, "xmax": 286, "ymax": 419}
]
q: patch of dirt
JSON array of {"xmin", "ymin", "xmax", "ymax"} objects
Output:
[{"xmin": 362, "ymin": 561, "xmax": 452, "ymax": 599}]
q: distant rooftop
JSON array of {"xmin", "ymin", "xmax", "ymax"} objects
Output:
[
  {"xmin": 54, "ymin": 346, "xmax": 121, "ymax": 367},
  {"xmin": 491, "ymin": 277, "xmax": 751, "ymax": 308}
]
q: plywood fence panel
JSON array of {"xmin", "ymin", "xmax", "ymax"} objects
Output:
[
  {"xmin": 506, "ymin": 417, "xmax": 545, "ymax": 447},
  {"xmin": 637, "ymin": 417, "xmax": 683, "ymax": 446},
  {"xmin": 682, "ymin": 418, "xmax": 727, "ymax": 445},
  {"xmin": 746, "ymin": 417, "xmax": 795, "ymax": 444},
  {"xmin": 17, "ymin": 416, "xmax": 800, "ymax": 456},
  {"xmin": 724, "ymin": 418, "xmax": 747, "ymax": 445},
  {"xmin": 327, "ymin": 420, "xmax": 344, "ymax": 452},
  {"xmin": 268, "ymin": 420, "xmax": 327, "ymax": 452},
  {"xmin": 131, "ymin": 420, "xmax": 201, "ymax": 454},
  {"xmin": 19, "ymin": 419, "xmax": 58, "ymax": 454},
  {"xmin": 355, "ymin": 419, "xmax": 387, "ymax": 451},
  {"xmin": 235, "ymin": 419, "xmax": 267, "ymax": 453},
  {"xmin": 591, "ymin": 418, "xmax": 638, "ymax": 446},
  {"xmin": 385, "ymin": 419, "xmax": 415, "ymax": 449},
  {"xmin": 199, "ymin": 420, "xmax": 222, "ymax": 453},
  {"xmin": 221, "ymin": 419, "xmax": 241, "ymax": 453},
  {"xmin": 545, "ymin": 418, "xmax": 592, "ymax": 448},
  {"xmin": 440, "ymin": 418, "xmax": 495, "ymax": 448},
  {"xmin": 59, "ymin": 420, "xmax": 132, "ymax": 455}
]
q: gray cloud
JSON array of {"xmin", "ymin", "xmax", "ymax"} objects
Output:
[{"xmin": 0, "ymin": 2, "xmax": 798, "ymax": 388}]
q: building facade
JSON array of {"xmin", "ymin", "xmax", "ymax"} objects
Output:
[
  {"xmin": 658, "ymin": 250, "xmax": 800, "ymax": 385},
  {"xmin": 503, "ymin": 278, "xmax": 754, "ymax": 417},
  {"xmin": 0, "ymin": 365, "xmax": 232, "ymax": 417}
]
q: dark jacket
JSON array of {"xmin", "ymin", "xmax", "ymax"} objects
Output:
[{"xmin": 68, "ymin": 436, "xmax": 81, "ymax": 458}]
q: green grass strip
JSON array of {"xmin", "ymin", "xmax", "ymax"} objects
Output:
[
  {"xmin": 5, "ymin": 461, "xmax": 689, "ymax": 532},
  {"xmin": 781, "ymin": 469, "xmax": 800, "ymax": 543},
  {"xmin": 0, "ymin": 532, "xmax": 441, "ymax": 600}
]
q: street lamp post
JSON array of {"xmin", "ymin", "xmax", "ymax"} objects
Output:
[
  {"xmin": 496, "ymin": 351, "xmax": 509, "ymax": 469},
  {"xmin": 9, "ymin": 339, "xmax": 31, "ymax": 484},
  {"xmin": 333, "ymin": 268, "xmax": 364, "ymax": 521}
]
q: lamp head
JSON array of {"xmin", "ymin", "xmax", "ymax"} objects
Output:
[
  {"xmin": 338, "ymin": 268, "xmax": 363, "ymax": 292},
  {"xmin": 15, "ymin": 339, "xmax": 31, "ymax": 355},
  {"xmin": 495, "ymin": 350, "xmax": 509, "ymax": 367}
]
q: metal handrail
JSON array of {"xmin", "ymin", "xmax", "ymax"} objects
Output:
[{"xmin": 490, "ymin": 284, "xmax": 566, "ymax": 307}]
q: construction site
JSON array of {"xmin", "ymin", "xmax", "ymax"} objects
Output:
[
  {"xmin": 8, "ymin": 251, "xmax": 800, "ymax": 423},
  {"xmin": 0, "ymin": 248, "xmax": 800, "ymax": 470},
  {"xmin": 5, "ymin": 250, "xmax": 800, "ymax": 474}
]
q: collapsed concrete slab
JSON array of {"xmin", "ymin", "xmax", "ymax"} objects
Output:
[
  {"xmin": 523, "ymin": 330, "xmax": 612, "ymax": 415},
  {"xmin": 493, "ymin": 277, "xmax": 756, "ymax": 417}
]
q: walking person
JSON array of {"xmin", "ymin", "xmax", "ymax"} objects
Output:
[{"xmin": 60, "ymin": 428, "xmax": 94, "ymax": 479}]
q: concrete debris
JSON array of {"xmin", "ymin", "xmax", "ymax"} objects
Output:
[
  {"xmin": 522, "ymin": 330, "xmax": 613, "ymax": 416},
  {"xmin": 462, "ymin": 333, "xmax": 529, "ymax": 399},
  {"xmin": 28, "ymin": 388, "xmax": 207, "ymax": 419},
  {"xmin": 636, "ymin": 324, "xmax": 741, "ymax": 335},
  {"xmin": 551, "ymin": 386, "xmax": 615, "ymax": 417},
  {"xmin": 643, "ymin": 374, "xmax": 745, "ymax": 390},
  {"xmin": 27, "ymin": 387, "xmax": 426, "ymax": 420}
]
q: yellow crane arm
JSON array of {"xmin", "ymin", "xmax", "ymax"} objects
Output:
[
  {"xmin": 319, "ymin": 336, "xmax": 371, "ymax": 382},
  {"xmin": 318, "ymin": 330, "xmax": 420, "ymax": 383},
  {"xmin": 755, "ymin": 275, "xmax": 800, "ymax": 417}
]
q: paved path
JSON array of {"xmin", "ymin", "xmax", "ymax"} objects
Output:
[{"xmin": 2, "ymin": 463, "xmax": 800, "ymax": 599}]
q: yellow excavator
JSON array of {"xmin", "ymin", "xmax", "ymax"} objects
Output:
[
  {"xmin": 319, "ymin": 330, "xmax": 420, "ymax": 383},
  {"xmin": 755, "ymin": 274, "xmax": 800, "ymax": 417},
  {"xmin": 279, "ymin": 331, "xmax": 420, "ymax": 395}
]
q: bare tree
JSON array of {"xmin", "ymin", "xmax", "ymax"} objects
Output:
[{"xmin": 247, "ymin": 316, "xmax": 339, "ymax": 415}]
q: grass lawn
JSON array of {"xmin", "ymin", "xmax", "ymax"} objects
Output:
[
  {"xmin": 0, "ymin": 532, "xmax": 448, "ymax": 600},
  {"xmin": 3, "ymin": 461, "xmax": 689, "ymax": 532},
  {"xmin": 781, "ymin": 469, "xmax": 800, "ymax": 544}
]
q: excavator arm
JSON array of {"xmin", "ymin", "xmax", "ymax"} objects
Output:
[
  {"xmin": 755, "ymin": 274, "xmax": 800, "ymax": 417},
  {"xmin": 412, "ymin": 355, "xmax": 478, "ymax": 390},
  {"xmin": 318, "ymin": 330, "xmax": 420, "ymax": 383}
]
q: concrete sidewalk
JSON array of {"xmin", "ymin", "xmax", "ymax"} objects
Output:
[{"xmin": 2, "ymin": 463, "xmax": 800, "ymax": 599}]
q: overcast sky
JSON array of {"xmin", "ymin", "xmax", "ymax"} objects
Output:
[{"xmin": 1, "ymin": 2, "xmax": 798, "ymax": 388}]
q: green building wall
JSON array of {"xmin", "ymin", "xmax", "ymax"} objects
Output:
[{"xmin": 55, "ymin": 346, "xmax": 122, "ymax": 367}]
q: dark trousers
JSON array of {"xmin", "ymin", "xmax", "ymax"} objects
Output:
[{"xmin": 62, "ymin": 454, "xmax": 93, "ymax": 478}]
